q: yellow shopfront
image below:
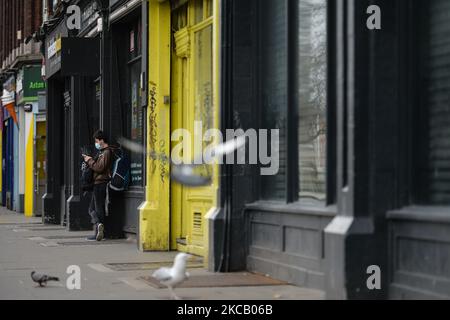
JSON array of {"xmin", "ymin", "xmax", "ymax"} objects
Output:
[{"xmin": 140, "ymin": 0, "xmax": 220, "ymax": 265}]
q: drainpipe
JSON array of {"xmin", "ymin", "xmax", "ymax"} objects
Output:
[
  {"xmin": 217, "ymin": 0, "xmax": 234, "ymax": 273},
  {"xmin": 96, "ymin": 0, "xmax": 110, "ymax": 130}
]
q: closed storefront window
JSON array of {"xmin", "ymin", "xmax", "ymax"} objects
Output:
[
  {"xmin": 260, "ymin": 0, "xmax": 288, "ymax": 201},
  {"xmin": 298, "ymin": 0, "xmax": 327, "ymax": 202},
  {"xmin": 418, "ymin": 0, "xmax": 450, "ymax": 205},
  {"xmin": 128, "ymin": 17, "xmax": 144, "ymax": 187},
  {"xmin": 259, "ymin": 0, "xmax": 328, "ymax": 204},
  {"xmin": 129, "ymin": 61, "xmax": 143, "ymax": 186}
]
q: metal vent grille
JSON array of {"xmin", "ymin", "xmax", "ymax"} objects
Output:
[{"xmin": 193, "ymin": 212, "xmax": 202, "ymax": 231}]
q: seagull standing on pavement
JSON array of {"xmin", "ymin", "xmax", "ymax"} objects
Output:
[
  {"xmin": 152, "ymin": 253, "xmax": 192, "ymax": 300},
  {"xmin": 31, "ymin": 271, "xmax": 60, "ymax": 287}
]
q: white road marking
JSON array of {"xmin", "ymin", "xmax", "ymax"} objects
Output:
[
  {"xmin": 87, "ymin": 264, "xmax": 114, "ymax": 273},
  {"xmin": 118, "ymin": 278, "xmax": 155, "ymax": 291},
  {"xmin": 39, "ymin": 241, "xmax": 59, "ymax": 247},
  {"xmin": 29, "ymin": 237, "xmax": 45, "ymax": 241}
]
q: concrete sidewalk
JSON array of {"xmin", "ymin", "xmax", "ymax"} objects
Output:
[{"xmin": 0, "ymin": 207, "xmax": 324, "ymax": 300}]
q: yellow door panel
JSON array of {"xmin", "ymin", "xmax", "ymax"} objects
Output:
[
  {"xmin": 139, "ymin": 0, "xmax": 171, "ymax": 252},
  {"xmin": 170, "ymin": 0, "xmax": 218, "ymax": 258},
  {"xmin": 170, "ymin": 53, "xmax": 183, "ymax": 250}
]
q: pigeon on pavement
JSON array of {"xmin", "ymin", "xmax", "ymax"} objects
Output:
[
  {"xmin": 152, "ymin": 253, "xmax": 192, "ymax": 300},
  {"xmin": 31, "ymin": 271, "xmax": 60, "ymax": 287}
]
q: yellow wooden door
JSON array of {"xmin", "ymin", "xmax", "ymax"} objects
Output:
[
  {"xmin": 171, "ymin": 0, "xmax": 216, "ymax": 257},
  {"xmin": 33, "ymin": 121, "xmax": 47, "ymax": 216}
]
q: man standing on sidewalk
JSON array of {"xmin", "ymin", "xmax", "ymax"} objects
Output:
[{"xmin": 83, "ymin": 130, "xmax": 113, "ymax": 241}]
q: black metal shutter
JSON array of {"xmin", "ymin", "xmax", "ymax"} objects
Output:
[{"xmin": 427, "ymin": 0, "xmax": 450, "ymax": 204}]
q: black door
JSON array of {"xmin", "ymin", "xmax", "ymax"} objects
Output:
[{"xmin": 61, "ymin": 81, "xmax": 72, "ymax": 226}]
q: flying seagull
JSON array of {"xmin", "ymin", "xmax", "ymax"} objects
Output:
[
  {"xmin": 117, "ymin": 135, "xmax": 246, "ymax": 187},
  {"xmin": 117, "ymin": 135, "xmax": 246, "ymax": 161},
  {"xmin": 31, "ymin": 271, "xmax": 60, "ymax": 287},
  {"xmin": 170, "ymin": 164, "xmax": 212, "ymax": 187},
  {"xmin": 152, "ymin": 253, "xmax": 192, "ymax": 300}
]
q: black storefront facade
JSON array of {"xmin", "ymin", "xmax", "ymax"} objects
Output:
[
  {"xmin": 43, "ymin": 14, "xmax": 101, "ymax": 231},
  {"xmin": 218, "ymin": 0, "xmax": 450, "ymax": 299},
  {"xmin": 104, "ymin": 0, "xmax": 147, "ymax": 236},
  {"xmin": 43, "ymin": 0, "xmax": 147, "ymax": 238}
]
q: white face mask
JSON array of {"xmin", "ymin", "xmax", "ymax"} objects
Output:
[{"xmin": 95, "ymin": 143, "xmax": 102, "ymax": 150}]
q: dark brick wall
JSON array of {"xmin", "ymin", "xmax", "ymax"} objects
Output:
[{"xmin": 0, "ymin": 0, "xmax": 42, "ymax": 66}]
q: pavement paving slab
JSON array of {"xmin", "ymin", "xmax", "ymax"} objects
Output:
[{"xmin": 0, "ymin": 206, "xmax": 325, "ymax": 300}]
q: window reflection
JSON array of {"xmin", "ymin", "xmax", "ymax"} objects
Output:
[
  {"xmin": 421, "ymin": 0, "xmax": 450, "ymax": 204},
  {"xmin": 260, "ymin": 0, "xmax": 288, "ymax": 201},
  {"xmin": 298, "ymin": 0, "xmax": 327, "ymax": 202}
]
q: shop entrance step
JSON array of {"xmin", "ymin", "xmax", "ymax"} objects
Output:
[{"xmin": 138, "ymin": 272, "xmax": 288, "ymax": 289}]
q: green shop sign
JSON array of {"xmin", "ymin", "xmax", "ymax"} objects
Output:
[
  {"xmin": 22, "ymin": 65, "xmax": 46, "ymax": 102},
  {"xmin": 29, "ymin": 81, "xmax": 45, "ymax": 90}
]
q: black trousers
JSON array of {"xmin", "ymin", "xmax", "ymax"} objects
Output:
[{"xmin": 88, "ymin": 183, "xmax": 108, "ymax": 225}]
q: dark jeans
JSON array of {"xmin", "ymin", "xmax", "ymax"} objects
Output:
[{"xmin": 88, "ymin": 183, "xmax": 108, "ymax": 226}]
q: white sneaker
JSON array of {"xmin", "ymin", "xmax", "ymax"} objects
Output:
[{"xmin": 96, "ymin": 224, "xmax": 105, "ymax": 241}]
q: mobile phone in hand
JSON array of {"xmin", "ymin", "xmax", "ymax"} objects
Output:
[{"xmin": 80, "ymin": 146, "xmax": 91, "ymax": 157}]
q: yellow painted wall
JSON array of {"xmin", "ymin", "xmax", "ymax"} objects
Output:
[
  {"xmin": 140, "ymin": 1, "xmax": 221, "ymax": 265},
  {"xmin": 204, "ymin": 0, "xmax": 221, "ymax": 267},
  {"xmin": 24, "ymin": 117, "xmax": 34, "ymax": 217},
  {"xmin": 139, "ymin": 0, "xmax": 172, "ymax": 251}
]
